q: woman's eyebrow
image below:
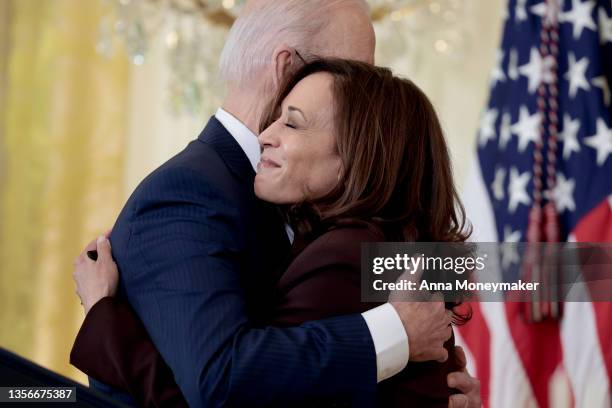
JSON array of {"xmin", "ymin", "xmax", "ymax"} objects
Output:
[{"xmin": 287, "ymin": 106, "xmax": 307, "ymax": 122}]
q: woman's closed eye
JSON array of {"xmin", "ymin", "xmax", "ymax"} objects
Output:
[{"xmin": 285, "ymin": 122, "xmax": 298, "ymax": 129}]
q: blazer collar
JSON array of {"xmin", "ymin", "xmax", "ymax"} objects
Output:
[{"xmin": 198, "ymin": 116, "xmax": 256, "ymax": 183}]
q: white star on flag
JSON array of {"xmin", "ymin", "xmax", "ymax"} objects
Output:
[
  {"xmin": 559, "ymin": 113, "xmax": 581, "ymax": 159},
  {"xmin": 479, "ymin": 108, "xmax": 499, "ymax": 147},
  {"xmin": 593, "ymin": 76, "xmax": 611, "ymax": 106},
  {"xmin": 584, "ymin": 118, "xmax": 612, "ymax": 166},
  {"xmin": 553, "ymin": 173, "xmax": 576, "ymax": 212},
  {"xmin": 502, "ymin": 226, "xmax": 521, "ymax": 269},
  {"xmin": 508, "ymin": 48, "xmax": 520, "ymax": 80},
  {"xmin": 565, "ymin": 53, "xmax": 590, "ymax": 98},
  {"xmin": 599, "ymin": 7, "xmax": 612, "ymax": 44},
  {"xmin": 530, "ymin": 0, "xmax": 562, "ymax": 26},
  {"xmin": 559, "ymin": 0, "xmax": 597, "ymax": 39},
  {"xmin": 491, "ymin": 50, "xmax": 506, "ymax": 87},
  {"xmin": 499, "ymin": 112, "xmax": 512, "ymax": 150},
  {"xmin": 502, "ymin": 5, "xmax": 509, "ymax": 21},
  {"xmin": 508, "ymin": 167, "xmax": 531, "ymax": 213},
  {"xmin": 511, "ymin": 106, "xmax": 541, "ymax": 152},
  {"xmin": 516, "ymin": 0, "xmax": 528, "ymax": 22},
  {"xmin": 492, "ymin": 167, "xmax": 507, "ymax": 201},
  {"xmin": 519, "ymin": 47, "xmax": 555, "ymax": 93}
]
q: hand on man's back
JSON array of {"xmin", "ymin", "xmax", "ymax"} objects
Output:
[
  {"xmin": 389, "ymin": 264, "xmax": 452, "ymax": 362},
  {"xmin": 391, "ymin": 293, "xmax": 453, "ymax": 362}
]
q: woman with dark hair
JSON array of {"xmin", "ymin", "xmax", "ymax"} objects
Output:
[
  {"xmin": 71, "ymin": 59, "xmax": 471, "ymax": 407},
  {"xmin": 257, "ymin": 59, "xmax": 468, "ymax": 246}
]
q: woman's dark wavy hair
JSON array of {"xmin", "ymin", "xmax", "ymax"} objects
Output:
[{"xmin": 260, "ymin": 58, "xmax": 473, "ymax": 323}]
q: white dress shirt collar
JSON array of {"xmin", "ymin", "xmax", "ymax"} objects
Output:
[{"xmin": 215, "ymin": 108, "xmax": 261, "ymax": 172}]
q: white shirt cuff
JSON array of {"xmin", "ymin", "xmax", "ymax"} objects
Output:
[{"xmin": 361, "ymin": 303, "xmax": 409, "ymax": 382}]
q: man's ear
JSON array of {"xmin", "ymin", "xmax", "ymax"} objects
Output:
[{"xmin": 271, "ymin": 44, "xmax": 293, "ymax": 90}]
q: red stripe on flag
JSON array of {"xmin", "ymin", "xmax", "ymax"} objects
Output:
[
  {"xmin": 504, "ymin": 302, "xmax": 563, "ymax": 408},
  {"xmin": 573, "ymin": 197, "xmax": 612, "ymax": 391},
  {"xmin": 456, "ymin": 302, "xmax": 491, "ymax": 408},
  {"xmin": 573, "ymin": 197, "xmax": 612, "ymax": 242}
]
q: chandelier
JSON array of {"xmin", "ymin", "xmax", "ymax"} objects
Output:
[{"xmin": 97, "ymin": 0, "xmax": 466, "ymax": 116}]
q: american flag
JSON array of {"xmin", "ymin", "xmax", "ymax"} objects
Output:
[{"xmin": 457, "ymin": 0, "xmax": 612, "ymax": 407}]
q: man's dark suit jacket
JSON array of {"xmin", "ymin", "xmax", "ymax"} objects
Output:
[
  {"xmin": 72, "ymin": 225, "xmax": 461, "ymax": 407},
  {"xmin": 88, "ymin": 117, "xmax": 378, "ymax": 407}
]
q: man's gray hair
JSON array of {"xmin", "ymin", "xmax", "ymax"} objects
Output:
[{"xmin": 219, "ymin": 0, "xmax": 369, "ymax": 86}]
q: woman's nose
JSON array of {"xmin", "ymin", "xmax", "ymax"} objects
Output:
[{"xmin": 258, "ymin": 122, "xmax": 281, "ymax": 148}]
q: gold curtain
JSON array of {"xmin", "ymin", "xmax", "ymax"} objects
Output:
[{"xmin": 0, "ymin": 0, "xmax": 129, "ymax": 382}]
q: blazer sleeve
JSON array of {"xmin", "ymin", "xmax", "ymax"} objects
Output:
[
  {"xmin": 70, "ymin": 297, "xmax": 187, "ymax": 408},
  {"xmin": 111, "ymin": 166, "xmax": 377, "ymax": 408}
]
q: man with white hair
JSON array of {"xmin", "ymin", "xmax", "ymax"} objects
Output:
[
  {"xmin": 79, "ymin": 1, "xmax": 481, "ymax": 407},
  {"xmin": 217, "ymin": 0, "xmax": 376, "ymax": 134}
]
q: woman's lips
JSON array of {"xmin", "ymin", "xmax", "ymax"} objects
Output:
[{"xmin": 259, "ymin": 157, "xmax": 281, "ymax": 168}]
